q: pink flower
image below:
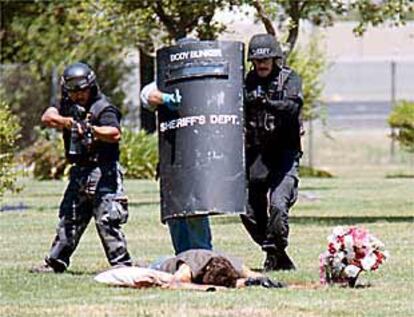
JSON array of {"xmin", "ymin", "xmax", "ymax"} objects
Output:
[{"xmin": 319, "ymin": 226, "xmax": 388, "ymax": 286}]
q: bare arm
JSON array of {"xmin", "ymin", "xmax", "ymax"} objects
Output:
[
  {"xmin": 165, "ymin": 281, "xmax": 226, "ymax": 291},
  {"xmin": 41, "ymin": 107, "xmax": 73, "ymax": 129},
  {"xmin": 90, "ymin": 125, "xmax": 121, "ymax": 143},
  {"xmin": 235, "ymin": 265, "xmax": 264, "ymax": 288},
  {"xmin": 171, "ymin": 263, "xmax": 192, "ymax": 283},
  {"xmin": 240, "ymin": 265, "xmax": 263, "ymax": 278},
  {"xmin": 166, "ymin": 263, "xmax": 226, "ymax": 291}
]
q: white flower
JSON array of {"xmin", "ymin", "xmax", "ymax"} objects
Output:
[
  {"xmin": 344, "ymin": 234, "xmax": 354, "ymax": 250},
  {"xmin": 361, "ymin": 253, "xmax": 377, "ymax": 270},
  {"xmin": 344, "ymin": 265, "xmax": 361, "ymax": 278},
  {"xmin": 332, "ymin": 226, "xmax": 346, "ymax": 237}
]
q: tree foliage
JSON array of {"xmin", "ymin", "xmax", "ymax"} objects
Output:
[
  {"xmin": 0, "ymin": 102, "xmax": 21, "ymax": 197},
  {"xmin": 19, "ymin": 129, "xmax": 67, "ymax": 180},
  {"xmin": 247, "ymin": 0, "xmax": 412, "ymax": 54},
  {"xmin": 0, "ymin": 65, "xmax": 45, "ymax": 147},
  {"xmin": 88, "ymin": 0, "xmax": 239, "ymax": 51},
  {"xmin": 1, "ymin": 0, "xmax": 131, "ymax": 145},
  {"xmin": 143, "ymin": 0, "xmax": 238, "ymax": 40},
  {"xmin": 287, "ymin": 36, "xmax": 327, "ymax": 121},
  {"xmin": 120, "ymin": 129, "xmax": 159, "ymax": 179},
  {"xmin": 388, "ymin": 101, "xmax": 414, "ymax": 153}
]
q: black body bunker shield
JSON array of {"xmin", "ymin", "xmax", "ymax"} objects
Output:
[{"xmin": 156, "ymin": 40, "xmax": 246, "ymax": 222}]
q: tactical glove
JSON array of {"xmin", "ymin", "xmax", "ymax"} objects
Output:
[
  {"xmin": 244, "ymin": 276, "xmax": 286, "ymax": 288},
  {"xmin": 264, "ymin": 97, "xmax": 301, "ymax": 115},
  {"xmin": 245, "ymin": 85, "xmax": 267, "ymax": 104},
  {"xmin": 162, "ymin": 89, "xmax": 182, "ymax": 111}
]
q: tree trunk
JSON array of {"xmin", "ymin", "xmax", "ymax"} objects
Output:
[{"xmin": 139, "ymin": 49, "xmax": 156, "ymax": 133}]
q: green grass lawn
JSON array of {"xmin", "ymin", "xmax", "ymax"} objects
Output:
[{"xmin": 1, "ymin": 174, "xmax": 413, "ymax": 317}]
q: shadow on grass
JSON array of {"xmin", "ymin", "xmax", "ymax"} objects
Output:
[
  {"xmin": 4, "ymin": 201, "xmax": 160, "ymax": 213},
  {"xmin": 24, "ymin": 193, "xmax": 64, "ymax": 198},
  {"xmin": 213, "ymin": 215, "xmax": 414, "ymax": 225},
  {"xmin": 385, "ymin": 174, "xmax": 414, "ymax": 179},
  {"xmin": 129, "ymin": 201, "xmax": 159, "ymax": 208},
  {"xmin": 299, "ymin": 186, "xmax": 334, "ymax": 191},
  {"xmin": 353, "ymin": 283, "xmax": 372, "ymax": 289},
  {"xmin": 66, "ymin": 270, "xmax": 98, "ymax": 276},
  {"xmin": 290, "ymin": 216, "xmax": 414, "ymax": 225}
]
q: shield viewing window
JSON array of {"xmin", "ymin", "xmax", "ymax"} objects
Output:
[{"xmin": 165, "ymin": 62, "xmax": 229, "ymax": 84}]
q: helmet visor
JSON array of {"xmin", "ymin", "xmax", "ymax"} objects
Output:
[{"xmin": 63, "ymin": 76, "xmax": 91, "ymax": 91}]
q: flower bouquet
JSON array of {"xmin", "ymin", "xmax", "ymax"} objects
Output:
[{"xmin": 319, "ymin": 226, "xmax": 389, "ymax": 287}]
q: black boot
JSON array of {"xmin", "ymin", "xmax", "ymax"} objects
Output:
[
  {"xmin": 263, "ymin": 252, "xmax": 279, "ymax": 272},
  {"xmin": 262, "ymin": 242, "xmax": 279, "ymax": 271},
  {"xmin": 274, "ymin": 249, "xmax": 296, "ymax": 271},
  {"xmin": 262, "ymin": 245, "xmax": 296, "ymax": 271},
  {"xmin": 44, "ymin": 257, "xmax": 67, "ymax": 273},
  {"xmin": 29, "ymin": 257, "xmax": 67, "ymax": 273}
]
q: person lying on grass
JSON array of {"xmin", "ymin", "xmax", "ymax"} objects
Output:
[{"xmin": 95, "ymin": 249, "xmax": 285, "ymax": 291}]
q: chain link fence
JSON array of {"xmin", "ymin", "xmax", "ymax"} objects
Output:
[{"xmin": 303, "ymin": 59, "xmax": 414, "ymax": 173}]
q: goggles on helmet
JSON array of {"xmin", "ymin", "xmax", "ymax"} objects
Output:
[{"xmin": 62, "ymin": 69, "xmax": 96, "ymax": 92}]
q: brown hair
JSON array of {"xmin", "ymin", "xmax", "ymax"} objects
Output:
[{"xmin": 201, "ymin": 256, "xmax": 241, "ymax": 288}]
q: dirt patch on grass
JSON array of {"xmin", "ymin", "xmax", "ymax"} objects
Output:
[{"xmin": 287, "ymin": 281, "xmax": 324, "ymax": 289}]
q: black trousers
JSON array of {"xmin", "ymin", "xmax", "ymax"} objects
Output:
[{"xmin": 241, "ymin": 156, "xmax": 299, "ymax": 251}]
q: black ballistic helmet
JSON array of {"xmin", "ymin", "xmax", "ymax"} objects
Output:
[
  {"xmin": 248, "ymin": 33, "xmax": 283, "ymax": 61},
  {"xmin": 61, "ymin": 62, "xmax": 97, "ymax": 92}
]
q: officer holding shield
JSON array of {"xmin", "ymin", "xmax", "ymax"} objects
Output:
[
  {"xmin": 241, "ymin": 34, "xmax": 303, "ymax": 271},
  {"xmin": 32, "ymin": 62, "xmax": 132, "ymax": 273},
  {"xmin": 141, "ymin": 37, "xmax": 245, "ymax": 255},
  {"xmin": 140, "ymin": 81, "xmax": 212, "ymax": 255}
]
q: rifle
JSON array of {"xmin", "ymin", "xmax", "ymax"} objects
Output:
[{"xmin": 68, "ymin": 104, "xmax": 94, "ymax": 157}]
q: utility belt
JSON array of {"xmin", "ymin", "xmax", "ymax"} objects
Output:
[
  {"xmin": 73, "ymin": 159, "xmax": 118, "ymax": 168},
  {"xmin": 73, "ymin": 160, "xmax": 99, "ymax": 168},
  {"xmin": 247, "ymin": 109, "xmax": 280, "ymax": 145},
  {"xmin": 67, "ymin": 151, "xmax": 98, "ymax": 166},
  {"xmin": 72, "ymin": 160, "xmax": 121, "ymax": 175}
]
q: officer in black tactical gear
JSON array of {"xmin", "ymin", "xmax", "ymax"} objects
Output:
[
  {"xmin": 32, "ymin": 62, "xmax": 132, "ymax": 273},
  {"xmin": 241, "ymin": 34, "xmax": 303, "ymax": 271}
]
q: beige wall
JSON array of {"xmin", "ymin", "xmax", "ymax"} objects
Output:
[{"xmin": 218, "ymin": 17, "xmax": 414, "ymax": 61}]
